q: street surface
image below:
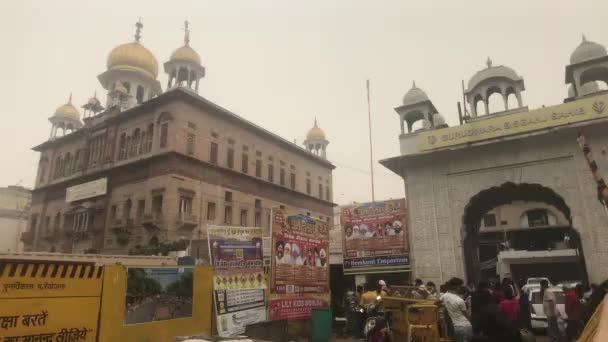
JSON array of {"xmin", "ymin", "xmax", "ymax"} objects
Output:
[{"xmin": 331, "ymin": 334, "xmax": 550, "ymax": 341}]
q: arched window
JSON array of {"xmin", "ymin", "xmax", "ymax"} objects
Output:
[
  {"xmin": 136, "ymin": 85, "xmax": 144, "ymax": 104},
  {"xmin": 54, "ymin": 212, "xmax": 61, "ymax": 230},
  {"xmin": 63, "ymin": 153, "xmax": 72, "ymax": 177},
  {"xmin": 74, "ymin": 151, "xmax": 81, "ymax": 171},
  {"xmin": 54, "ymin": 156, "xmax": 62, "ymax": 178},
  {"xmin": 131, "ymin": 129, "xmax": 140, "ymax": 157},
  {"xmin": 139, "ymin": 130, "xmax": 147, "ymax": 155},
  {"xmin": 520, "ymin": 209, "xmax": 558, "ymax": 228},
  {"xmin": 125, "ymin": 136, "xmax": 131, "ymax": 159},
  {"xmin": 118, "ymin": 133, "xmax": 126, "ymax": 160},
  {"xmin": 146, "ymin": 123, "xmax": 154, "ymax": 153},
  {"xmin": 486, "ymin": 86, "xmax": 504, "ymax": 114},
  {"xmin": 124, "ymin": 199, "xmax": 132, "ymax": 220}
]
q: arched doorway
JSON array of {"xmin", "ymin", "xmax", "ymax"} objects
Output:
[{"xmin": 462, "ymin": 182, "xmax": 588, "ymax": 285}]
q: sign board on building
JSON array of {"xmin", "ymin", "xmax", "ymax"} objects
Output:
[
  {"xmin": 269, "ymin": 209, "xmax": 330, "ymax": 320},
  {"xmin": 207, "ymin": 226, "xmax": 266, "ymax": 337},
  {"xmin": 419, "ymin": 93, "xmax": 608, "ymax": 151},
  {"xmin": 341, "ymin": 199, "xmax": 409, "ymax": 275},
  {"xmin": 66, "ymin": 178, "xmax": 108, "ymax": 202}
]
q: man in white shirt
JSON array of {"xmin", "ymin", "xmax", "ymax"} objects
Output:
[
  {"xmin": 440, "ymin": 277, "xmax": 472, "ymax": 342},
  {"xmin": 541, "ymin": 279, "xmax": 562, "ymax": 342}
]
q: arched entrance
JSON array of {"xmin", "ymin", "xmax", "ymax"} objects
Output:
[{"xmin": 462, "ymin": 182, "xmax": 588, "ymax": 285}]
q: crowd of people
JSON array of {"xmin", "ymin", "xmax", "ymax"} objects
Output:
[{"xmin": 341, "ymin": 277, "xmax": 608, "ymax": 342}]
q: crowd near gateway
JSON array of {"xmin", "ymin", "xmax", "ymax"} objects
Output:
[{"xmin": 3, "ymin": 7, "xmax": 608, "ymax": 342}]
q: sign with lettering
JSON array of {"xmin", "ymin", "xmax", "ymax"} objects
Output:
[
  {"xmin": 269, "ymin": 209, "xmax": 330, "ymax": 320},
  {"xmin": 419, "ymin": 93, "xmax": 608, "ymax": 151},
  {"xmin": 207, "ymin": 226, "xmax": 266, "ymax": 337},
  {"xmin": 0, "ymin": 262, "xmax": 102, "ymax": 341},
  {"xmin": 341, "ymin": 199, "xmax": 409, "ymax": 275},
  {"xmin": 268, "ymin": 297, "xmax": 328, "ymax": 320},
  {"xmin": 65, "ymin": 178, "xmax": 107, "ymax": 202}
]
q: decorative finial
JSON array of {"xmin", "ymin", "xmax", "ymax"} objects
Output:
[
  {"xmin": 582, "ymin": 34, "xmax": 587, "ymax": 42},
  {"xmin": 68, "ymin": 93, "xmax": 72, "ymax": 104},
  {"xmin": 314, "ymin": 117, "xmax": 318, "ymax": 127},
  {"xmin": 183, "ymin": 20, "xmax": 190, "ymax": 45},
  {"xmin": 412, "ymin": 80, "xmax": 416, "ymax": 88},
  {"xmin": 93, "ymin": 90, "xmax": 97, "ymax": 98},
  {"xmin": 486, "ymin": 57, "xmax": 492, "ymax": 68},
  {"xmin": 135, "ymin": 18, "xmax": 143, "ymax": 42}
]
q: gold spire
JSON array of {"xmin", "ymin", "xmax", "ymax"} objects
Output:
[
  {"xmin": 68, "ymin": 92, "xmax": 72, "ymax": 104},
  {"xmin": 134, "ymin": 18, "xmax": 143, "ymax": 42}
]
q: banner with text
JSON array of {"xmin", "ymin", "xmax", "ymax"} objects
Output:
[
  {"xmin": 269, "ymin": 209, "xmax": 330, "ymax": 320},
  {"xmin": 207, "ymin": 226, "xmax": 266, "ymax": 337},
  {"xmin": 341, "ymin": 199, "xmax": 409, "ymax": 274}
]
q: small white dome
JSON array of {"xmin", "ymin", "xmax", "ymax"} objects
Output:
[
  {"xmin": 402, "ymin": 82, "xmax": 429, "ymax": 106},
  {"xmin": 568, "ymin": 81, "xmax": 600, "ymax": 98},
  {"xmin": 467, "ymin": 59, "xmax": 522, "ymax": 92},
  {"xmin": 432, "ymin": 113, "xmax": 446, "ymax": 127},
  {"xmin": 570, "ymin": 36, "xmax": 607, "ymax": 64}
]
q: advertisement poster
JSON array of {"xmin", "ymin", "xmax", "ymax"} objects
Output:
[
  {"xmin": 268, "ymin": 297, "xmax": 328, "ymax": 320},
  {"xmin": 207, "ymin": 226, "xmax": 266, "ymax": 337},
  {"xmin": 269, "ymin": 209, "xmax": 330, "ymax": 320},
  {"xmin": 125, "ymin": 267, "xmax": 193, "ymax": 324},
  {"xmin": 341, "ymin": 199, "xmax": 409, "ymax": 274}
]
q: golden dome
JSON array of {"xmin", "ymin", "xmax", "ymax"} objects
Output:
[
  {"xmin": 53, "ymin": 96, "xmax": 80, "ymax": 121},
  {"xmin": 170, "ymin": 45, "xmax": 201, "ymax": 65},
  {"xmin": 306, "ymin": 119, "xmax": 326, "ymax": 140},
  {"xmin": 107, "ymin": 42, "xmax": 159, "ymax": 79}
]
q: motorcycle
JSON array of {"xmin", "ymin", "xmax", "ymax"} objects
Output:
[{"xmin": 363, "ymin": 295, "xmax": 392, "ymax": 342}]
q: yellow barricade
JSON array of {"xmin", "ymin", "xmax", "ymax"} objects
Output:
[
  {"xmin": 383, "ymin": 286, "xmax": 451, "ymax": 342},
  {"xmin": 0, "ymin": 260, "xmax": 213, "ymax": 342}
]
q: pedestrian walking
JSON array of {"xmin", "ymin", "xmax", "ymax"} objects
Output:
[
  {"xmin": 541, "ymin": 279, "xmax": 562, "ymax": 342},
  {"xmin": 441, "ymin": 277, "xmax": 473, "ymax": 342}
]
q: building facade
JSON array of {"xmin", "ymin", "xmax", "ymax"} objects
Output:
[
  {"xmin": 382, "ymin": 36, "xmax": 608, "ymax": 285},
  {"xmin": 0, "ymin": 186, "xmax": 31, "ymax": 253},
  {"xmin": 23, "ymin": 21, "xmax": 335, "ymax": 255}
]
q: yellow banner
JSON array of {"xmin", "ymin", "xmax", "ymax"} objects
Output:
[
  {"xmin": 419, "ymin": 93, "xmax": 608, "ymax": 151},
  {"xmin": 0, "ymin": 297, "xmax": 99, "ymax": 341}
]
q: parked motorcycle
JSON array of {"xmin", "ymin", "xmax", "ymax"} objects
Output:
[{"xmin": 363, "ymin": 295, "xmax": 392, "ymax": 342}]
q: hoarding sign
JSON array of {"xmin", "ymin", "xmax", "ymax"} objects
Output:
[
  {"xmin": 207, "ymin": 226, "xmax": 266, "ymax": 337},
  {"xmin": 341, "ymin": 199, "xmax": 409, "ymax": 274},
  {"xmin": 419, "ymin": 93, "xmax": 608, "ymax": 151},
  {"xmin": 269, "ymin": 209, "xmax": 330, "ymax": 320},
  {"xmin": 66, "ymin": 178, "xmax": 107, "ymax": 202}
]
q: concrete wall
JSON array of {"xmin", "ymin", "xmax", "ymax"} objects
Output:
[{"xmin": 401, "ymin": 121, "xmax": 608, "ymax": 285}]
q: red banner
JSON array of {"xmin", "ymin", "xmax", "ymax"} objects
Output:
[
  {"xmin": 268, "ymin": 297, "xmax": 328, "ymax": 321},
  {"xmin": 269, "ymin": 209, "xmax": 330, "ymax": 320},
  {"xmin": 271, "ymin": 210, "xmax": 329, "ymax": 294},
  {"xmin": 341, "ymin": 199, "xmax": 410, "ymax": 274}
]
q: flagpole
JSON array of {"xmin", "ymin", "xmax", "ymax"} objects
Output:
[{"xmin": 366, "ymin": 79, "xmax": 376, "ymax": 202}]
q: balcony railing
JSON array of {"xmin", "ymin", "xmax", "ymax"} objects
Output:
[
  {"xmin": 141, "ymin": 212, "xmax": 164, "ymax": 231},
  {"xmin": 176, "ymin": 212, "xmax": 198, "ymax": 230}
]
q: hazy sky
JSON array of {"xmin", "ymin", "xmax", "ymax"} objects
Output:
[{"xmin": 1, "ymin": 0, "xmax": 607, "ymax": 205}]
